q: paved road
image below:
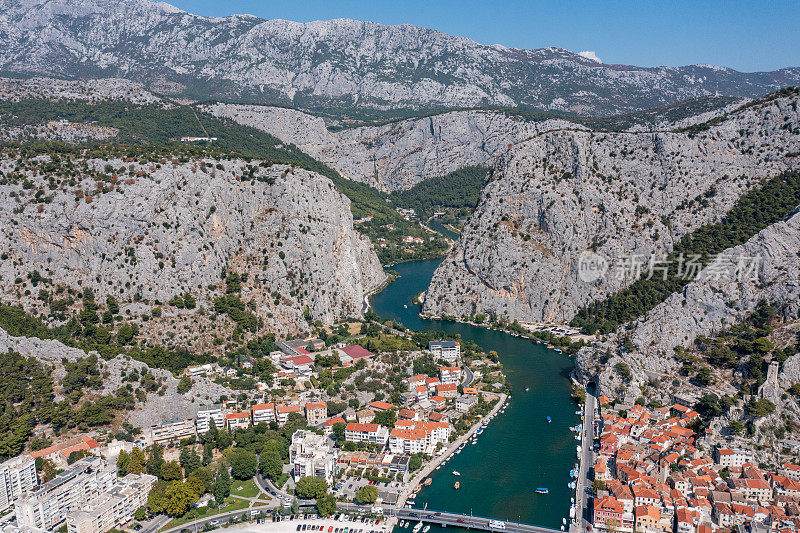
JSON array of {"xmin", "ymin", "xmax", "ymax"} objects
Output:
[
  {"xmin": 570, "ymin": 389, "xmax": 596, "ymax": 533},
  {"xmin": 395, "ymin": 508, "xmax": 561, "ymax": 533}
]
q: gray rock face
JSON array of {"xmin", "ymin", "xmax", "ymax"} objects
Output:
[
  {"xmin": 0, "ymin": 76, "xmax": 166, "ymax": 104},
  {"xmin": 205, "ymin": 103, "xmax": 576, "ymax": 190},
  {"xmin": 0, "ymin": 156, "xmax": 385, "ymax": 336},
  {"xmin": 422, "ymin": 93, "xmax": 800, "ymax": 323},
  {"xmin": 1, "ymin": 0, "xmax": 798, "ymax": 116}
]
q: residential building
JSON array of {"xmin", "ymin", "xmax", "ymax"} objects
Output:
[
  {"xmin": 184, "ymin": 363, "xmax": 215, "ymax": 377},
  {"xmin": 289, "ymin": 430, "xmax": 338, "ymax": 484},
  {"xmin": 430, "ymin": 396, "xmax": 446, "ymax": 410},
  {"xmin": 339, "ymin": 345, "xmax": 374, "ymax": 362},
  {"xmin": 225, "ymin": 412, "xmax": 251, "ymax": 431},
  {"xmin": 276, "ymin": 405, "xmax": 303, "ymax": 426},
  {"xmin": 344, "ymin": 423, "xmax": 390, "ymax": 446},
  {"xmin": 305, "ymin": 403, "xmax": 328, "ymax": 426},
  {"xmin": 251, "ymin": 403, "xmax": 276, "ymax": 425},
  {"xmin": 0, "ymin": 455, "xmax": 38, "ymax": 513},
  {"xmin": 634, "ymin": 505, "xmax": 662, "ymax": 533},
  {"xmin": 15, "ymin": 456, "xmax": 116, "ymax": 531},
  {"xmin": 149, "ymin": 419, "xmax": 196, "ymax": 444},
  {"xmin": 356, "ymin": 409, "xmax": 375, "ymax": 424},
  {"xmin": 390, "ymin": 420, "xmax": 451, "ymax": 454},
  {"xmin": 368, "ymin": 401, "xmax": 396, "ymax": 412},
  {"xmin": 28, "ymin": 436, "xmax": 100, "ymax": 470},
  {"xmin": 438, "ymin": 366, "xmax": 462, "ymax": 385},
  {"xmin": 196, "ymin": 405, "xmax": 224, "ymax": 434},
  {"xmin": 436, "ymin": 383, "xmax": 458, "ymax": 399},
  {"xmin": 428, "ymin": 340, "xmax": 460, "ymax": 363},
  {"xmin": 593, "ymin": 496, "xmax": 625, "ymax": 531},
  {"xmin": 65, "ymin": 473, "xmax": 156, "ymax": 533},
  {"xmin": 715, "ymin": 448, "xmax": 753, "ymax": 468},
  {"xmin": 455, "ymin": 394, "xmax": 478, "ymax": 413}
]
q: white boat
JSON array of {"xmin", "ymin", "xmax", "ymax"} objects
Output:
[
  {"xmin": 404, "ymin": 305, "xmax": 408, "ymax": 308},
  {"xmin": 413, "ymin": 522, "xmax": 423, "ymax": 533},
  {"xmin": 423, "ymin": 527, "xmax": 430, "ymax": 533},
  {"xmin": 452, "ymin": 471, "xmax": 461, "ymax": 476}
]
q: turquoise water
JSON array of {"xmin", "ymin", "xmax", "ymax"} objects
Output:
[{"xmin": 369, "ymin": 259, "xmax": 579, "ymax": 529}]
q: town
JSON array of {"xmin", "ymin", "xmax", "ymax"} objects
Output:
[
  {"xmin": 589, "ymin": 394, "xmax": 800, "ymax": 533},
  {"xmin": 0, "ymin": 336, "xmax": 506, "ymax": 533}
]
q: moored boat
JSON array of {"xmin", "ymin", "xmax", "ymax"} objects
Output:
[
  {"xmin": 454, "ymin": 481, "xmax": 460, "ymax": 489},
  {"xmin": 536, "ymin": 488, "xmax": 549, "ymax": 494}
]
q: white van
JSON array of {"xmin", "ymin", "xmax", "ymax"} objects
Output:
[{"xmin": 489, "ymin": 520, "xmax": 506, "ymax": 530}]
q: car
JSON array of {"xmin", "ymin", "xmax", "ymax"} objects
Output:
[
  {"xmin": 133, "ymin": 525, "xmax": 143, "ymax": 532},
  {"xmin": 329, "ymin": 527, "xmax": 334, "ymax": 532},
  {"xmin": 210, "ymin": 521, "xmax": 219, "ymax": 527},
  {"xmin": 297, "ymin": 526, "xmax": 303, "ymax": 531},
  {"xmin": 587, "ymin": 527, "xmax": 592, "ymax": 532},
  {"xmin": 457, "ymin": 519, "xmax": 465, "ymax": 524},
  {"xmin": 433, "ymin": 513, "xmax": 441, "ymax": 517}
]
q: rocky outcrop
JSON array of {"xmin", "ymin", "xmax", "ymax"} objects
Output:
[
  {"xmin": 423, "ymin": 92, "xmax": 800, "ymax": 323},
  {"xmin": 0, "ymin": 155, "xmax": 385, "ymax": 338},
  {"xmin": 1, "ymin": 0, "xmax": 798, "ymax": 116},
  {"xmin": 205, "ymin": 103, "xmax": 577, "ymax": 190},
  {"xmin": 0, "ymin": 76, "xmax": 167, "ymax": 104}
]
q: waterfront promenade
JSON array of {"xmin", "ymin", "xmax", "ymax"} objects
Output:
[{"xmin": 394, "ymin": 508, "xmax": 561, "ymax": 533}]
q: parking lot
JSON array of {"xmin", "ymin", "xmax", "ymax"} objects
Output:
[
  {"xmin": 209, "ymin": 514, "xmax": 389, "ymax": 533},
  {"xmin": 334, "ymin": 476, "xmax": 404, "ymax": 500}
]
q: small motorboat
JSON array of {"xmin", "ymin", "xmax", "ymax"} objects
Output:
[
  {"xmin": 454, "ymin": 482, "xmax": 460, "ymax": 489},
  {"xmin": 536, "ymin": 488, "xmax": 549, "ymax": 494},
  {"xmin": 413, "ymin": 522, "xmax": 423, "ymax": 533},
  {"xmin": 452, "ymin": 470, "xmax": 461, "ymax": 476},
  {"xmin": 423, "ymin": 478, "xmax": 432, "ymax": 486},
  {"xmin": 546, "ymin": 416, "xmax": 552, "ymax": 423},
  {"xmin": 404, "ymin": 304, "xmax": 408, "ymax": 308},
  {"xmin": 423, "ymin": 527, "xmax": 430, "ymax": 533},
  {"xmin": 525, "ymin": 386, "xmax": 530, "ymax": 391}
]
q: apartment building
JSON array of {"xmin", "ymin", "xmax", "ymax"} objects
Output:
[
  {"xmin": 436, "ymin": 383, "xmax": 458, "ymax": 399},
  {"xmin": 252, "ymin": 403, "xmax": 276, "ymax": 425},
  {"xmin": 65, "ymin": 473, "xmax": 156, "ymax": 533},
  {"xmin": 149, "ymin": 419, "xmax": 196, "ymax": 444},
  {"xmin": 388, "ymin": 428, "xmax": 429, "ymax": 454},
  {"xmin": 344, "ymin": 423, "xmax": 390, "ymax": 446},
  {"xmin": 28, "ymin": 435, "xmax": 100, "ymax": 469},
  {"xmin": 438, "ymin": 366, "xmax": 461, "ymax": 385},
  {"xmin": 195, "ymin": 405, "xmax": 225, "ymax": 434},
  {"xmin": 428, "ymin": 340, "xmax": 460, "ymax": 363},
  {"xmin": 714, "ymin": 448, "xmax": 753, "ymax": 468},
  {"xmin": 276, "ymin": 405, "xmax": 302, "ymax": 427},
  {"xmin": 15, "ymin": 456, "xmax": 116, "ymax": 531},
  {"xmin": 225, "ymin": 412, "xmax": 251, "ymax": 431},
  {"xmin": 0, "ymin": 455, "xmax": 38, "ymax": 513},
  {"xmin": 455, "ymin": 394, "xmax": 478, "ymax": 413},
  {"xmin": 305, "ymin": 402, "xmax": 328, "ymax": 426},
  {"xmin": 289, "ymin": 430, "xmax": 338, "ymax": 484}
]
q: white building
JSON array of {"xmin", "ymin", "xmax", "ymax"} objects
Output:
[
  {"xmin": 196, "ymin": 405, "xmax": 225, "ymax": 434},
  {"xmin": 184, "ymin": 363, "xmax": 216, "ymax": 377},
  {"xmin": 438, "ymin": 366, "xmax": 462, "ymax": 385},
  {"xmin": 715, "ymin": 448, "xmax": 753, "ymax": 468},
  {"xmin": 149, "ymin": 418, "xmax": 196, "ymax": 444},
  {"xmin": 65, "ymin": 473, "xmax": 156, "ymax": 533},
  {"xmin": 289, "ymin": 430, "xmax": 338, "ymax": 484},
  {"xmin": 428, "ymin": 340, "xmax": 460, "ymax": 363},
  {"xmin": 0, "ymin": 455, "xmax": 38, "ymax": 513},
  {"xmin": 455, "ymin": 394, "xmax": 478, "ymax": 413},
  {"xmin": 225, "ymin": 412, "xmax": 251, "ymax": 431},
  {"xmin": 276, "ymin": 405, "xmax": 303, "ymax": 427},
  {"xmin": 344, "ymin": 423, "xmax": 390, "ymax": 446},
  {"xmin": 389, "ymin": 420, "xmax": 451, "ymax": 455},
  {"xmin": 15, "ymin": 456, "xmax": 116, "ymax": 531},
  {"xmin": 251, "ymin": 403, "xmax": 276, "ymax": 425}
]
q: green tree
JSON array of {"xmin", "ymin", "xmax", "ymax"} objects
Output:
[
  {"xmin": 354, "ymin": 485, "xmax": 378, "ymax": 504},
  {"xmin": 177, "ymin": 376, "xmax": 193, "ymax": 394},
  {"xmin": 116, "ymin": 450, "xmax": 130, "ymax": 476},
  {"xmin": 409, "ymin": 453, "xmax": 423, "ymax": 472},
  {"xmin": 259, "ymin": 441, "xmax": 283, "ymax": 480},
  {"xmin": 295, "ymin": 476, "xmax": 329, "ymax": 499},
  {"xmin": 316, "ymin": 494, "xmax": 337, "ymax": 516},
  {"xmin": 179, "ymin": 447, "xmax": 201, "ymax": 475},
  {"xmin": 729, "ymin": 421, "xmax": 744, "ymax": 435},
  {"xmin": 228, "ymin": 448, "xmax": 258, "ymax": 480},
  {"xmin": 133, "ymin": 507, "xmax": 147, "ymax": 521},
  {"xmin": 160, "ymin": 461, "xmax": 183, "ymax": 481},
  {"xmin": 212, "ymin": 464, "xmax": 231, "ymax": 504},
  {"xmin": 331, "ymin": 422, "xmax": 346, "ymax": 443},
  {"xmin": 164, "ymin": 480, "xmax": 198, "ymax": 516}
]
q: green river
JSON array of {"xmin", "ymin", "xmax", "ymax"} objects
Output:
[{"xmin": 369, "ymin": 259, "xmax": 580, "ymax": 530}]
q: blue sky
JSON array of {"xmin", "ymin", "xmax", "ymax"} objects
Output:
[{"xmin": 168, "ymin": 0, "xmax": 799, "ymax": 72}]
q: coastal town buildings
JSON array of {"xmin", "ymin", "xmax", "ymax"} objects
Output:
[
  {"xmin": 0, "ymin": 455, "xmax": 38, "ymax": 513},
  {"xmin": 196, "ymin": 405, "xmax": 225, "ymax": 434},
  {"xmin": 65, "ymin": 473, "xmax": 156, "ymax": 533},
  {"xmin": 289, "ymin": 430, "xmax": 338, "ymax": 484},
  {"xmin": 428, "ymin": 340, "xmax": 460, "ymax": 363},
  {"xmin": 344, "ymin": 423, "xmax": 390, "ymax": 446}
]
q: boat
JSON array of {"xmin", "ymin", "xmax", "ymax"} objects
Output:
[
  {"xmin": 413, "ymin": 522, "xmax": 423, "ymax": 533},
  {"xmin": 401, "ymin": 522, "xmax": 407, "ymax": 528},
  {"xmin": 476, "ymin": 428, "xmax": 484, "ymax": 435},
  {"xmin": 525, "ymin": 386, "xmax": 530, "ymax": 391},
  {"xmin": 568, "ymin": 481, "xmax": 576, "ymax": 489},
  {"xmin": 423, "ymin": 478, "xmax": 432, "ymax": 486},
  {"xmin": 547, "ymin": 344, "xmax": 555, "ymax": 349},
  {"xmin": 563, "ymin": 518, "xmax": 567, "ymax": 525},
  {"xmin": 546, "ymin": 416, "xmax": 552, "ymax": 423},
  {"xmin": 423, "ymin": 527, "xmax": 430, "ymax": 533},
  {"xmin": 454, "ymin": 482, "xmax": 460, "ymax": 489},
  {"xmin": 452, "ymin": 470, "xmax": 461, "ymax": 476},
  {"xmin": 554, "ymin": 348, "xmax": 563, "ymax": 353},
  {"xmin": 536, "ymin": 488, "xmax": 549, "ymax": 494}
]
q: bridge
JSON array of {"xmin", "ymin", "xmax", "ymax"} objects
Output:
[{"xmin": 393, "ymin": 508, "xmax": 564, "ymax": 533}]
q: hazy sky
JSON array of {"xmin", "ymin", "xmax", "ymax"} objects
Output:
[{"xmin": 167, "ymin": 0, "xmax": 799, "ymax": 72}]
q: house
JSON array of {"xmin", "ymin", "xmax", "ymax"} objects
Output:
[
  {"xmin": 29, "ymin": 435, "xmax": 101, "ymax": 469},
  {"xmin": 368, "ymin": 401, "xmax": 396, "ymax": 412},
  {"xmin": 438, "ymin": 366, "xmax": 462, "ymax": 385},
  {"xmin": 389, "ymin": 420, "xmax": 451, "ymax": 454},
  {"xmin": 226, "ymin": 412, "xmax": 250, "ymax": 431},
  {"xmin": 635, "ymin": 505, "xmax": 662, "ymax": 533},
  {"xmin": 428, "ymin": 340, "xmax": 460, "ymax": 363},
  {"xmin": 356, "ymin": 409, "xmax": 376, "ymax": 424},
  {"xmin": 715, "ymin": 448, "xmax": 753, "ymax": 468},
  {"xmin": 251, "ymin": 403, "xmax": 276, "ymax": 425},
  {"xmin": 281, "ymin": 354, "xmax": 314, "ymax": 372},
  {"xmin": 430, "ymin": 395, "xmax": 446, "ymax": 410},
  {"xmin": 455, "ymin": 394, "xmax": 478, "ymax": 413},
  {"xmin": 593, "ymin": 496, "xmax": 625, "ymax": 530},
  {"xmin": 339, "ymin": 345, "xmax": 374, "ymax": 362},
  {"xmin": 436, "ymin": 383, "xmax": 458, "ymax": 399},
  {"xmin": 305, "ymin": 402, "xmax": 328, "ymax": 426},
  {"xmin": 344, "ymin": 423, "xmax": 389, "ymax": 446},
  {"xmin": 184, "ymin": 363, "xmax": 215, "ymax": 377},
  {"xmin": 276, "ymin": 405, "xmax": 303, "ymax": 426}
]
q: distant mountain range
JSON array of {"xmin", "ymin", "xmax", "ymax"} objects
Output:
[{"xmin": 1, "ymin": 0, "xmax": 799, "ymax": 116}]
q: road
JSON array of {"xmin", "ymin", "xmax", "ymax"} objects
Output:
[
  {"xmin": 394, "ymin": 508, "xmax": 561, "ymax": 533},
  {"xmin": 570, "ymin": 388, "xmax": 596, "ymax": 533}
]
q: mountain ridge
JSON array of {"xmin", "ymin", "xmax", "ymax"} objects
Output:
[{"xmin": 2, "ymin": 0, "xmax": 798, "ymax": 116}]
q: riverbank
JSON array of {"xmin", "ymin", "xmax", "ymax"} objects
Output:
[{"xmin": 397, "ymin": 393, "xmax": 508, "ymax": 508}]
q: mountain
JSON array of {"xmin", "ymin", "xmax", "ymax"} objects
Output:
[
  {"xmin": 1, "ymin": 0, "xmax": 798, "ymax": 116},
  {"xmin": 422, "ymin": 89, "xmax": 800, "ymax": 324}
]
